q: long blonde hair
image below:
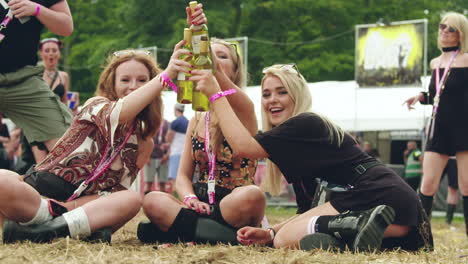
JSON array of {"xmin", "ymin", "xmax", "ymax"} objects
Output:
[
  {"xmin": 96, "ymin": 50, "xmax": 163, "ymax": 140},
  {"xmin": 437, "ymin": 12, "xmax": 468, "ymax": 53},
  {"xmin": 260, "ymin": 65, "xmax": 344, "ymax": 196}
]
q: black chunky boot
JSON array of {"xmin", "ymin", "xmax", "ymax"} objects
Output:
[
  {"xmin": 327, "ymin": 205, "xmax": 395, "ymax": 252},
  {"xmin": 137, "ymin": 221, "xmax": 179, "ymax": 244},
  {"xmin": 82, "ymin": 227, "xmax": 112, "ymax": 244},
  {"xmin": 3, "ymin": 216, "xmax": 70, "ymax": 243},
  {"xmin": 300, "ymin": 233, "xmax": 346, "ymax": 252},
  {"xmin": 193, "ymin": 217, "xmax": 238, "ymax": 245}
]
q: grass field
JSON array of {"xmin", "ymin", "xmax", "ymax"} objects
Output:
[{"xmin": 1, "ymin": 207, "xmax": 467, "ymax": 264}]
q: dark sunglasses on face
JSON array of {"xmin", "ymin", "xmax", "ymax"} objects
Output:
[{"xmin": 439, "ymin": 23, "xmax": 457, "ymax": 33}]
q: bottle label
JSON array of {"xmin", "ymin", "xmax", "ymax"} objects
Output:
[
  {"xmin": 192, "ymin": 33, "xmax": 207, "ymax": 54},
  {"xmin": 177, "ymin": 71, "xmax": 186, "ymax": 81}
]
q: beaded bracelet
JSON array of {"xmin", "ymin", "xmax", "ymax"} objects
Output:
[{"xmin": 209, "ymin": 89, "xmax": 237, "ymax": 103}]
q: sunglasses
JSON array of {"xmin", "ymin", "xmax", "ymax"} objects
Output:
[
  {"xmin": 113, "ymin": 49, "xmax": 152, "ymax": 57},
  {"xmin": 439, "ymin": 23, "xmax": 457, "ymax": 33},
  {"xmin": 262, "ymin": 63, "xmax": 301, "ymax": 76}
]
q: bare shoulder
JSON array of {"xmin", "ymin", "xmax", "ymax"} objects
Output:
[
  {"xmin": 429, "ymin": 56, "xmax": 440, "ymax": 69},
  {"xmin": 456, "ymin": 53, "xmax": 468, "ymax": 67}
]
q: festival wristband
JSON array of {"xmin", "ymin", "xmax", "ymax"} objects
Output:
[
  {"xmin": 183, "ymin": 194, "xmax": 198, "ymax": 205},
  {"xmin": 209, "ymin": 89, "xmax": 237, "ymax": 103},
  {"xmin": 160, "ymin": 72, "xmax": 178, "ymax": 92},
  {"xmin": 34, "ymin": 4, "xmax": 41, "ymax": 17}
]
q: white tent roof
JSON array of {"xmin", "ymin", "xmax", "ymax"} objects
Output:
[{"xmin": 162, "ymin": 77, "xmax": 433, "ymax": 132}]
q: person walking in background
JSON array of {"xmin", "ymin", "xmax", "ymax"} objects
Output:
[
  {"xmin": 165, "ymin": 103, "xmax": 189, "ymax": 194},
  {"xmin": 143, "ymin": 119, "xmax": 170, "ymax": 194},
  {"xmin": 0, "ymin": 0, "xmax": 74, "ymax": 157},
  {"xmin": 403, "ymin": 12, "xmax": 468, "ymax": 236},
  {"xmin": 403, "ymin": 140, "xmax": 423, "ymax": 191}
]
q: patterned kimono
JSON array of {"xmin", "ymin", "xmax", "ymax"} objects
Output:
[{"xmin": 35, "ymin": 97, "xmax": 139, "ymax": 195}]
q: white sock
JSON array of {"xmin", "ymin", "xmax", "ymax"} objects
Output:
[
  {"xmin": 307, "ymin": 216, "xmax": 320, "ymax": 235},
  {"xmin": 62, "ymin": 207, "xmax": 91, "ymax": 239},
  {"xmin": 20, "ymin": 199, "xmax": 53, "ymax": 226}
]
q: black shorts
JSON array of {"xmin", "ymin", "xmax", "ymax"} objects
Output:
[
  {"xmin": 329, "ymin": 165, "xmax": 433, "ymax": 251},
  {"xmin": 192, "ymin": 182, "xmax": 234, "ymax": 228}
]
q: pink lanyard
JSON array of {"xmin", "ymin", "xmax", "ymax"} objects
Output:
[
  {"xmin": 0, "ymin": 9, "xmax": 13, "ymax": 42},
  {"xmin": 67, "ymin": 122, "xmax": 136, "ymax": 201},
  {"xmin": 433, "ymin": 50, "xmax": 459, "ymax": 113},
  {"xmin": 204, "ymin": 111, "xmax": 216, "ymax": 204}
]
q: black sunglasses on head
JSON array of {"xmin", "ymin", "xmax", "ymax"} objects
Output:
[{"xmin": 439, "ymin": 23, "xmax": 457, "ymax": 33}]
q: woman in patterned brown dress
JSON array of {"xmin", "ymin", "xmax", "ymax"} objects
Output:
[{"xmin": 0, "ymin": 41, "xmax": 192, "ymax": 244}]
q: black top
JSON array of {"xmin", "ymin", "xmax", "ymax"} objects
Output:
[
  {"xmin": 50, "ymin": 72, "xmax": 65, "ymax": 98},
  {"xmin": 255, "ymin": 113, "xmax": 375, "ymax": 212},
  {"xmin": 421, "ymin": 67, "xmax": 468, "ymax": 126},
  {"xmin": 0, "ymin": 0, "xmax": 61, "ymax": 73}
]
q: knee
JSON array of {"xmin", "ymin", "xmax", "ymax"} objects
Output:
[
  {"xmin": 235, "ymin": 185, "xmax": 266, "ymax": 213},
  {"xmin": 142, "ymin": 192, "xmax": 174, "ymax": 218},
  {"xmin": 0, "ymin": 169, "xmax": 21, "ymax": 193},
  {"xmin": 121, "ymin": 190, "xmax": 142, "ymax": 215}
]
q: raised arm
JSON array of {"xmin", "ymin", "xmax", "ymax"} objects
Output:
[
  {"xmin": 190, "ymin": 70, "xmax": 267, "ymax": 159},
  {"xmin": 214, "ymin": 69, "xmax": 258, "ymax": 136},
  {"xmin": 119, "ymin": 41, "xmax": 191, "ymax": 124},
  {"xmin": 9, "ymin": 0, "xmax": 73, "ymax": 36}
]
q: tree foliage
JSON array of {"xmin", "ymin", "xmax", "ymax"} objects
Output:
[{"xmin": 54, "ymin": 0, "xmax": 466, "ymax": 100}]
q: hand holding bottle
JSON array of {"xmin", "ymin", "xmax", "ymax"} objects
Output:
[
  {"xmin": 189, "ymin": 69, "xmax": 221, "ymax": 98},
  {"xmin": 165, "ymin": 40, "xmax": 193, "ymax": 80},
  {"xmin": 186, "ymin": 2, "xmax": 206, "ymax": 26}
]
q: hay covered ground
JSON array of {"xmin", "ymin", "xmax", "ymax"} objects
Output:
[{"xmin": 1, "ymin": 207, "xmax": 467, "ymax": 264}]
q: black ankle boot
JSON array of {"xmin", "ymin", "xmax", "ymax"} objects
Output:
[
  {"xmin": 327, "ymin": 205, "xmax": 395, "ymax": 252},
  {"xmin": 300, "ymin": 233, "xmax": 346, "ymax": 252},
  {"xmin": 137, "ymin": 221, "xmax": 178, "ymax": 244},
  {"xmin": 194, "ymin": 218, "xmax": 238, "ymax": 245},
  {"xmin": 2, "ymin": 216, "xmax": 70, "ymax": 244},
  {"xmin": 82, "ymin": 227, "xmax": 112, "ymax": 244},
  {"xmin": 446, "ymin": 204, "xmax": 456, "ymax": 225}
]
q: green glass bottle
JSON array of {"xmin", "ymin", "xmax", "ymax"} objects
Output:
[
  {"xmin": 189, "ymin": 1, "xmax": 209, "ymax": 56},
  {"xmin": 177, "ymin": 28, "xmax": 193, "ymax": 104},
  {"xmin": 192, "ymin": 36, "xmax": 212, "ymax": 112}
]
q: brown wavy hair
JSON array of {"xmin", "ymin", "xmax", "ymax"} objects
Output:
[{"xmin": 95, "ymin": 50, "xmax": 163, "ymax": 139}]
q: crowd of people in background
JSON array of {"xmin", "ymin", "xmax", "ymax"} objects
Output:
[{"xmin": 1, "ymin": 0, "xmax": 468, "ymax": 253}]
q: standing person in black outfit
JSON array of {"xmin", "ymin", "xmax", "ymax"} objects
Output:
[
  {"xmin": 39, "ymin": 37, "xmax": 69, "ymax": 104},
  {"xmin": 190, "ymin": 63, "xmax": 433, "ymax": 252},
  {"xmin": 404, "ymin": 12, "xmax": 468, "ymax": 236},
  {"xmin": 0, "ymin": 0, "xmax": 73, "ymax": 157}
]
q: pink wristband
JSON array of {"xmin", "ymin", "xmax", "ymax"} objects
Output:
[
  {"xmin": 34, "ymin": 4, "xmax": 41, "ymax": 17},
  {"xmin": 160, "ymin": 72, "xmax": 178, "ymax": 92},
  {"xmin": 183, "ymin": 194, "xmax": 198, "ymax": 205},
  {"xmin": 209, "ymin": 89, "xmax": 237, "ymax": 103}
]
